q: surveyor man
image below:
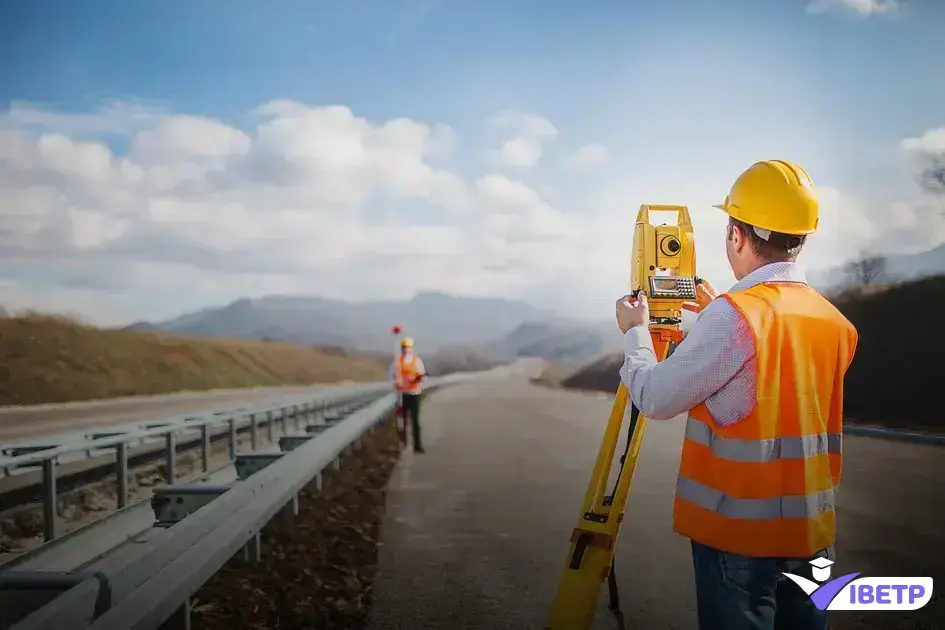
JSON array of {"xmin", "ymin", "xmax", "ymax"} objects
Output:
[
  {"xmin": 390, "ymin": 336, "xmax": 426, "ymax": 453},
  {"xmin": 615, "ymin": 160, "xmax": 858, "ymax": 630}
]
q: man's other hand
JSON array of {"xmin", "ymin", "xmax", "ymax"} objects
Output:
[
  {"xmin": 616, "ymin": 292, "xmax": 649, "ymax": 334},
  {"xmin": 682, "ymin": 280, "xmax": 718, "ymax": 314}
]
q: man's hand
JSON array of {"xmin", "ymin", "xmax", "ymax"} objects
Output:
[
  {"xmin": 616, "ymin": 292, "xmax": 649, "ymax": 334},
  {"xmin": 682, "ymin": 279, "xmax": 718, "ymax": 314}
]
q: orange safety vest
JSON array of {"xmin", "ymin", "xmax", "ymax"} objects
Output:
[
  {"xmin": 672, "ymin": 282, "xmax": 858, "ymax": 558},
  {"xmin": 395, "ymin": 354, "xmax": 423, "ymax": 394}
]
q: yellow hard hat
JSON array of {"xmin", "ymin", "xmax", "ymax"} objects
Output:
[
  {"xmin": 400, "ymin": 336, "xmax": 414, "ymax": 348},
  {"xmin": 714, "ymin": 160, "xmax": 820, "ymax": 235}
]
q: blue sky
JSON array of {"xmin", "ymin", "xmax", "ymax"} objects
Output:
[{"xmin": 1, "ymin": 0, "xmax": 944, "ymax": 324}]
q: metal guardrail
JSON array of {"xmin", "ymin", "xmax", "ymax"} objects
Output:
[
  {"xmin": 0, "ymin": 382, "xmax": 393, "ymax": 543},
  {"xmin": 844, "ymin": 423, "xmax": 945, "ymax": 446},
  {"xmin": 1, "ymin": 377, "xmax": 460, "ymax": 630}
]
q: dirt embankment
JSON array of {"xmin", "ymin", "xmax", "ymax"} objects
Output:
[
  {"xmin": 543, "ymin": 275, "xmax": 945, "ymax": 431},
  {"xmin": 833, "ymin": 275, "xmax": 945, "ymax": 430},
  {"xmin": 190, "ymin": 414, "xmax": 402, "ymax": 630},
  {"xmin": 0, "ymin": 314, "xmax": 387, "ymax": 407}
]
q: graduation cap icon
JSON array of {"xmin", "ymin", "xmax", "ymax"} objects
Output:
[{"xmin": 809, "ymin": 557, "xmax": 834, "ymax": 582}]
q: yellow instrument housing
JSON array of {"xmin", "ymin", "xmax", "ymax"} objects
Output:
[{"xmin": 630, "ymin": 204, "xmax": 697, "ymax": 324}]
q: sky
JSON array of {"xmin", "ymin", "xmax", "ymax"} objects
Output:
[{"xmin": 1, "ymin": 0, "xmax": 944, "ymax": 325}]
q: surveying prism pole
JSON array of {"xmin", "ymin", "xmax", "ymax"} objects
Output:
[
  {"xmin": 546, "ymin": 205, "xmax": 698, "ymax": 630},
  {"xmin": 391, "ymin": 325, "xmax": 407, "ymax": 445}
]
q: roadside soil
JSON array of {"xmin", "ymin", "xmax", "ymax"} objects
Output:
[{"xmin": 190, "ymin": 416, "xmax": 402, "ymax": 630}]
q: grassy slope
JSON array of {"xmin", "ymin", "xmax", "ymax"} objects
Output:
[
  {"xmin": 0, "ymin": 315, "xmax": 387, "ymax": 406},
  {"xmin": 545, "ymin": 275, "xmax": 945, "ymax": 430}
]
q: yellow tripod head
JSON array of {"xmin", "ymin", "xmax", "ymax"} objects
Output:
[{"xmin": 630, "ymin": 204, "xmax": 699, "ymax": 327}]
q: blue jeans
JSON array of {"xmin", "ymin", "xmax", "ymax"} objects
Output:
[{"xmin": 691, "ymin": 541, "xmax": 834, "ymax": 630}]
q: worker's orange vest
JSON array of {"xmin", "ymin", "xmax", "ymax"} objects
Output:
[
  {"xmin": 395, "ymin": 354, "xmax": 422, "ymax": 394},
  {"xmin": 672, "ymin": 282, "xmax": 858, "ymax": 558}
]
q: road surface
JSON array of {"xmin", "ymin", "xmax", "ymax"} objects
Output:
[
  {"xmin": 0, "ymin": 385, "xmax": 339, "ymax": 442},
  {"xmin": 368, "ymin": 374, "xmax": 945, "ymax": 629}
]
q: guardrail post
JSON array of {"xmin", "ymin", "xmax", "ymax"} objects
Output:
[
  {"xmin": 158, "ymin": 597, "xmax": 192, "ymax": 630},
  {"xmin": 116, "ymin": 442, "xmax": 129, "ymax": 508},
  {"xmin": 165, "ymin": 432, "xmax": 177, "ymax": 483},
  {"xmin": 228, "ymin": 417, "xmax": 237, "ymax": 459},
  {"xmin": 41, "ymin": 458, "xmax": 57, "ymax": 542},
  {"xmin": 242, "ymin": 532, "xmax": 261, "ymax": 563},
  {"xmin": 282, "ymin": 494, "xmax": 299, "ymax": 525},
  {"xmin": 250, "ymin": 414, "xmax": 258, "ymax": 450},
  {"xmin": 200, "ymin": 425, "xmax": 210, "ymax": 473},
  {"xmin": 267, "ymin": 410, "xmax": 275, "ymax": 443}
]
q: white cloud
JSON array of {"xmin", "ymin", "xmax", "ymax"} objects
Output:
[
  {"xmin": 564, "ymin": 143, "xmax": 609, "ymax": 172},
  {"xmin": 1, "ymin": 100, "xmax": 941, "ymax": 325},
  {"xmin": 902, "ymin": 125, "xmax": 945, "ymax": 197},
  {"xmin": 806, "ymin": 0, "xmax": 900, "ymax": 15},
  {"xmin": 130, "ymin": 115, "xmax": 251, "ymax": 165},
  {"xmin": 0, "ymin": 100, "xmax": 165, "ymax": 135},
  {"xmin": 499, "ymin": 137, "xmax": 543, "ymax": 167},
  {"xmin": 489, "ymin": 110, "xmax": 558, "ymax": 168},
  {"xmin": 801, "ymin": 186, "xmax": 877, "ymax": 269},
  {"xmin": 901, "ymin": 127, "xmax": 945, "ymax": 156},
  {"xmin": 0, "ymin": 101, "xmax": 585, "ymax": 322}
]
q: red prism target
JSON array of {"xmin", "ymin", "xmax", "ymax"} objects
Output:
[{"xmin": 391, "ymin": 325, "xmax": 402, "ymax": 335}]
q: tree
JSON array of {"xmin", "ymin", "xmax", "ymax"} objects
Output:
[{"xmin": 844, "ymin": 254, "xmax": 887, "ymax": 287}]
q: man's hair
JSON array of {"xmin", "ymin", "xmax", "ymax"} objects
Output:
[{"xmin": 727, "ymin": 217, "xmax": 806, "ymax": 263}]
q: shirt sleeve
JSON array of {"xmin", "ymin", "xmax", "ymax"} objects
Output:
[
  {"xmin": 618, "ymin": 298, "xmax": 755, "ymax": 421},
  {"xmin": 415, "ymin": 357, "xmax": 426, "ymax": 375},
  {"xmin": 389, "ymin": 361, "xmax": 398, "ymax": 385}
]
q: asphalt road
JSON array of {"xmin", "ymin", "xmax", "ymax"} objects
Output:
[
  {"xmin": 367, "ymin": 375, "xmax": 945, "ymax": 630},
  {"xmin": 0, "ymin": 385, "xmax": 336, "ymax": 442}
]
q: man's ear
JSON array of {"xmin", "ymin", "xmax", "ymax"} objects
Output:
[{"xmin": 728, "ymin": 222, "xmax": 746, "ymax": 254}]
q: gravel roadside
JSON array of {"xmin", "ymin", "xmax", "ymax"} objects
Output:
[{"xmin": 190, "ymin": 415, "xmax": 403, "ymax": 630}]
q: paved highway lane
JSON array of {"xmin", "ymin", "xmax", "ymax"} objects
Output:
[
  {"xmin": 0, "ymin": 385, "xmax": 340, "ymax": 442},
  {"xmin": 368, "ymin": 378, "xmax": 945, "ymax": 630}
]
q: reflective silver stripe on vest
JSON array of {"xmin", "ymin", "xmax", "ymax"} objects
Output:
[
  {"xmin": 685, "ymin": 417, "xmax": 842, "ymax": 463},
  {"xmin": 676, "ymin": 476, "xmax": 836, "ymax": 520}
]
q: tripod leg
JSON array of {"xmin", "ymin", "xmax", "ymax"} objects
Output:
[{"xmin": 546, "ymin": 332, "xmax": 676, "ymax": 630}]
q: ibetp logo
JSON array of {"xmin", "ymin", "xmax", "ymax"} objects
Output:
[{"xmin": 783, "ymin": 558, "xmax": 933, "ymax": 611}]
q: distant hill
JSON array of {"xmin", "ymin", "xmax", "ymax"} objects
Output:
[
  {"xmin": 483, "ymin": 321, "xmax": 617, "ymax": 362},
  {"xmin": 0, "ymin": 313, "xmax": 387, "ymax": 406},
  {"xmin": 123, "ymin": 291, "xmax": 611, "ymax": 359}
]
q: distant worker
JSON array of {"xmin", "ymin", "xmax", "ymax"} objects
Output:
[
  {"xmin": 615, "ymin": 160, "xmax": 858, "ymax": 630},
  {"xmin": 390, "ymin": 336, "xmax": 426, "ymax": 453}
]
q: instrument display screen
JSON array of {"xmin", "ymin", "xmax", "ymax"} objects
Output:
[{"xmin": 647, "ymin": 276, "xmax": 697, "ymax": 300}]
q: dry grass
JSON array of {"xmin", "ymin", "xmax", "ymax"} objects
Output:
[{"xmin": 0, "ymin": 313, "xmax": 387, "ymax": 406}]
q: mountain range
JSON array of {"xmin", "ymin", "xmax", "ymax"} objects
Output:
[
  {"xmin": 112, "ymin": 242, "xmax": 945, "ymax": 363},
  {"xmin": 124, "ymin": 291, "xmax": 623, "ymax": 363}
]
